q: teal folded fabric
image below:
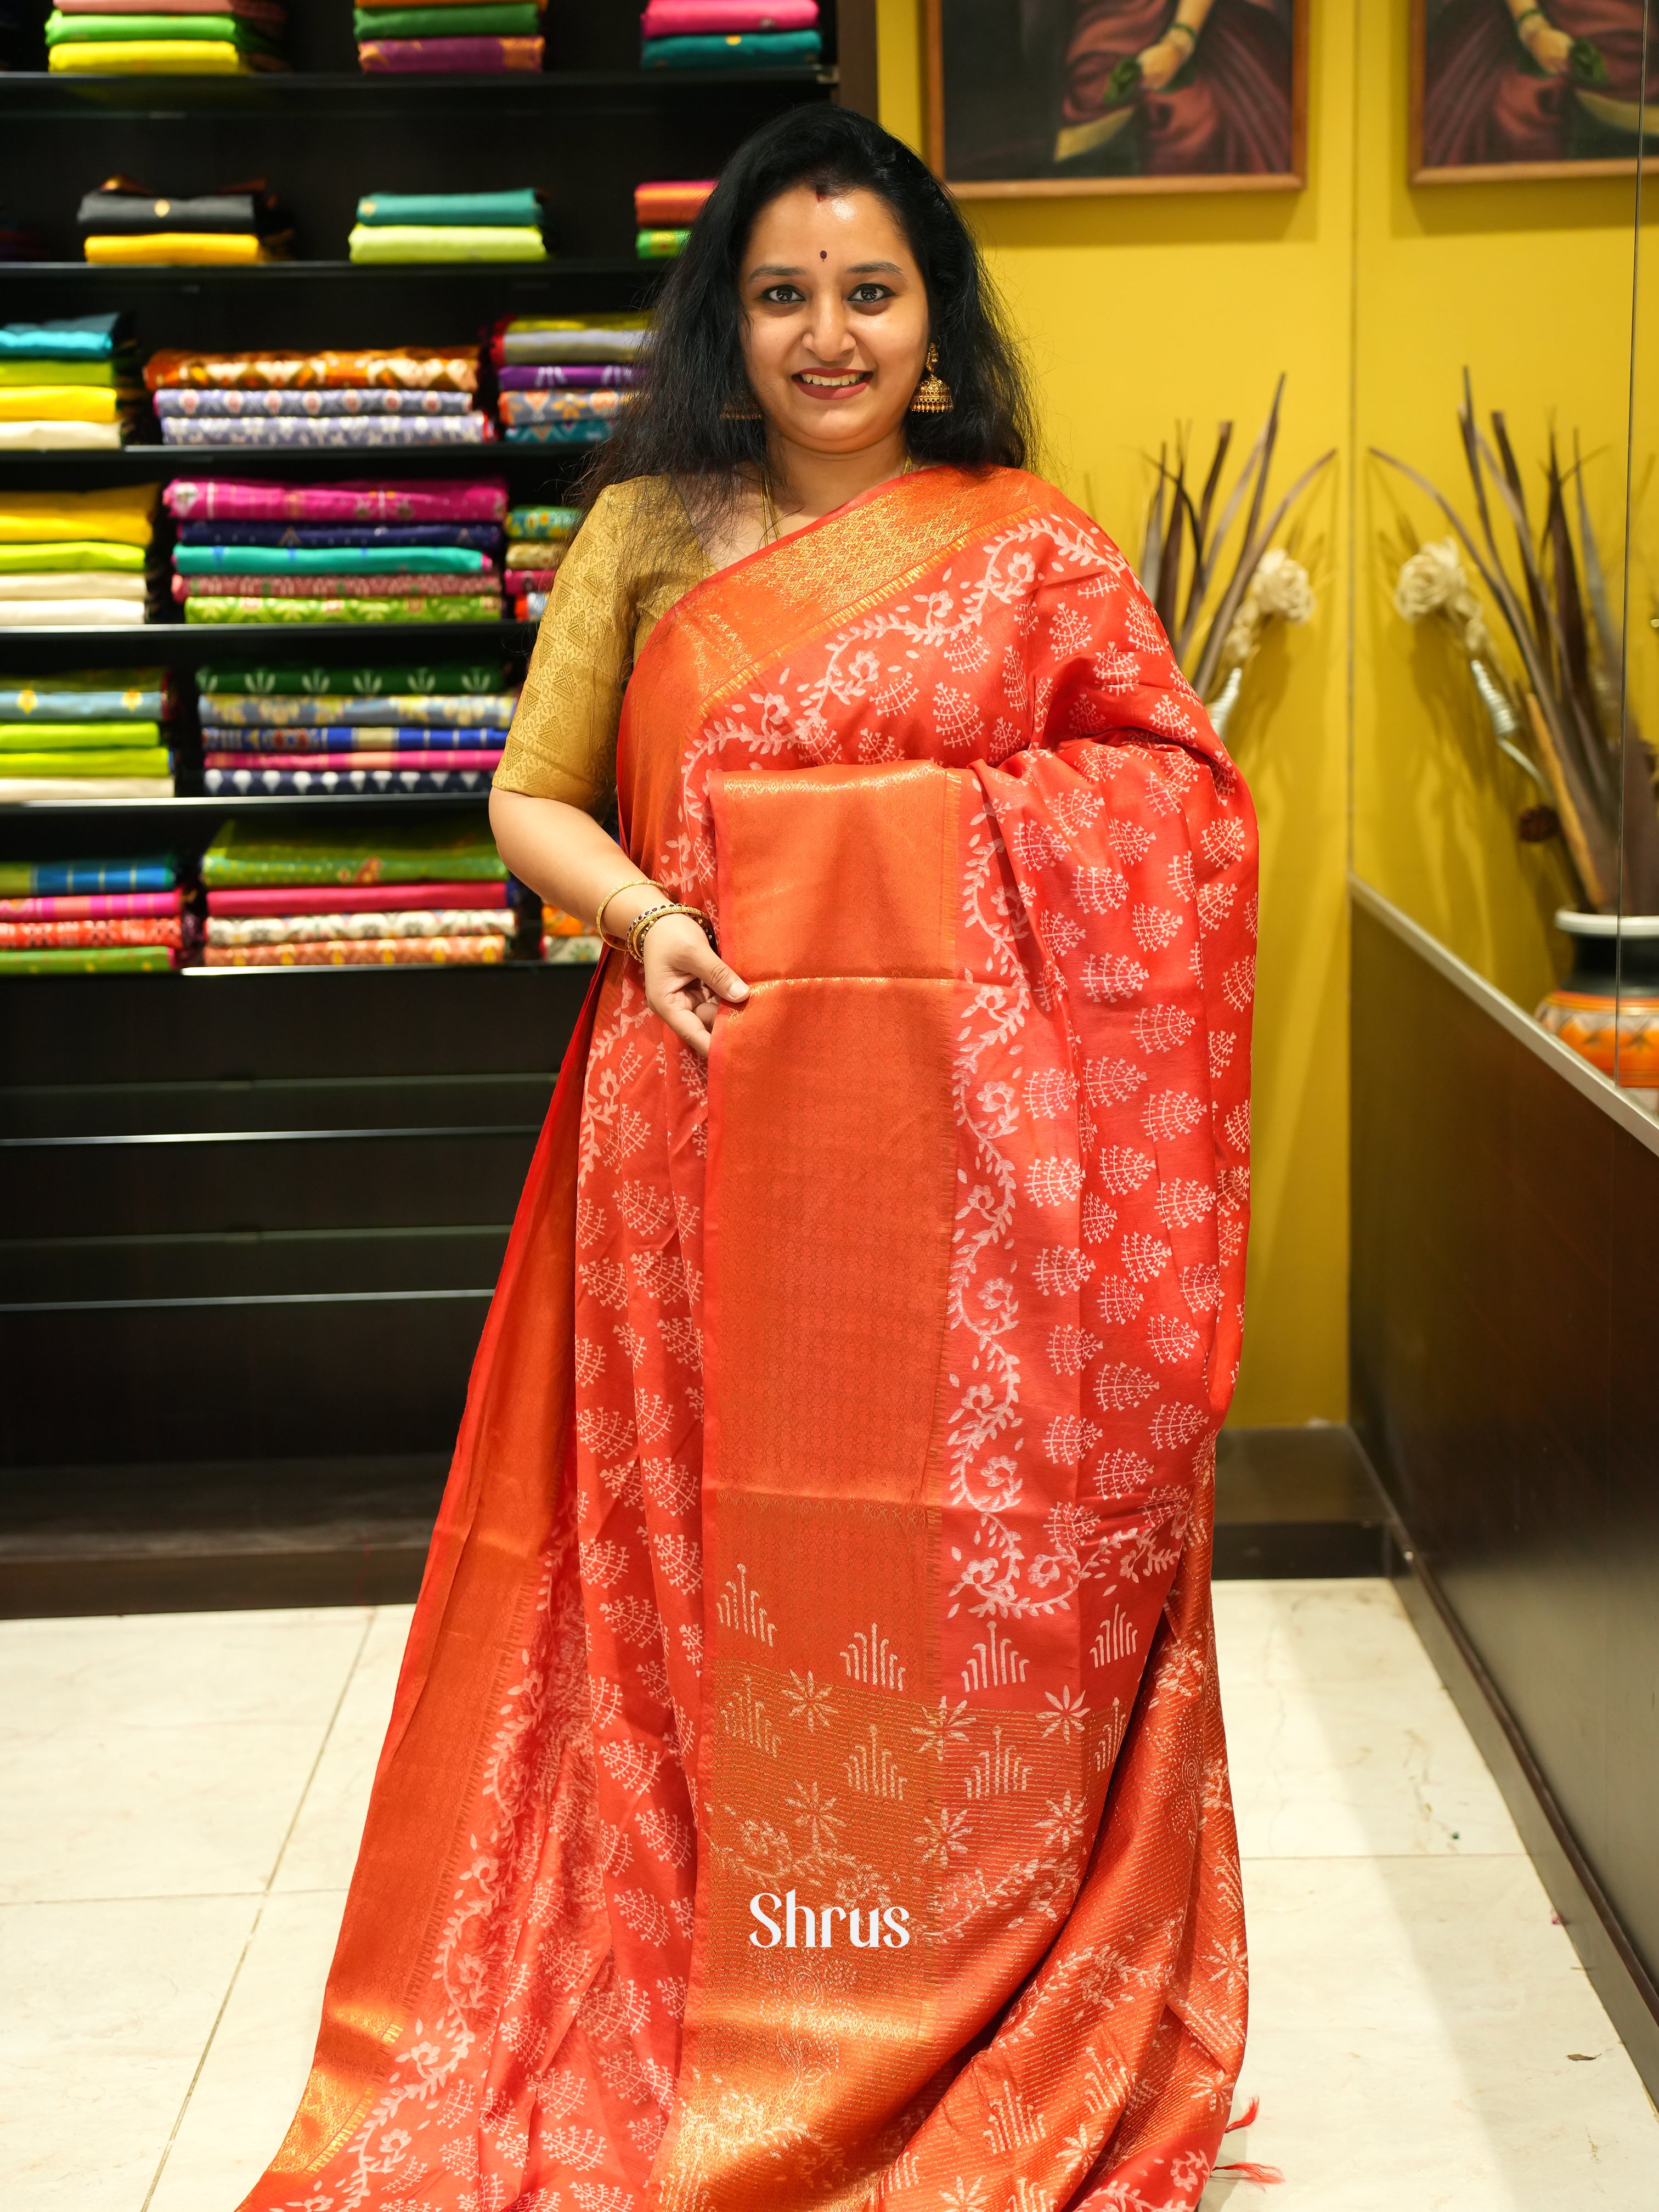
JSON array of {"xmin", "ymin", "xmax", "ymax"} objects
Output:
[
  {"xmin": 174, "ymin": 544, "xmax": 487, "ymax": 575},
  {"xmin": 640, "ymin": 30, "xmax": 821, "ymax": 64},
  {"xmin": 352, "ymin": 6, "xmax": 539, "ymax": 38},
  {"xmin": 354, "ymin": 188, "xmax": 543, "ymax": 228},
  {"xmin": 0, "ymin": 315, "xmax": 125, "ymax": 363},
  {"xmin": 348, "ymin": 225, "xmax": 546, "ymax": 263}
]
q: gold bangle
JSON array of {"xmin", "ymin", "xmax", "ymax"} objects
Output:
[
  {"xmin": 595, "ymin": 875, "xmax": 656, "ymax": 946},
  {"xmin": 627, "ymin": 901, "xmax": 716, "ymax": 963}
]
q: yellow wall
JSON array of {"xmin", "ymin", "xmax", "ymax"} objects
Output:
[
  {"xmin": 879, "ymin": 0, "xmax": 1357, "ymax": 1424},
  {"xmin": 1351, "ymin": 4, "xmax": 1640, "ymax": 1011},
  {"xmin": 875, "ymin": 0, "xmax": 1647, "ymax": 1423}
]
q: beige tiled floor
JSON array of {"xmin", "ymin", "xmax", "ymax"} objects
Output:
[{"xmin": 2, "ymin": 1581, "xmax": 1654, "ymax": 2211}]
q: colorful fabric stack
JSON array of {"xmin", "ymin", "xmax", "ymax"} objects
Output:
[
  {"xmin": 46, "ymin": 0, "xmax": 289, "ymax": 73},
  {"xmin": 146, "ymin": 345, "xmax": 490, "ymax": 450},
  {"xmin": 196, "ymin": 654, "xmax": 514, "ymax": 793},
  {"xmin": 349, "ymin": 189, "xmax": 547, "ymax": 266},
  {"xmin": 0, "ymin": 313, "xmax": 139, "ymax": 453},
  {"xmin": 503, "ymin": 504, "xmax": 575, "ymax": 622},
  {"xmin": 491, "ymin": 317, "xmax": 646, "ymax": 445},
  {"xmin": 634, "ymin": 177, "xmax": 712, "ymax": 259},
  {"xmin": 78, "ymin": 177, "xmax": 292, "ymax": 266},
  {"xmin": 541, "ymin": 901, "xmax": 601, "ymax": 963},
  {"xmin": 0, "ymin": 667, "xmax": 173, "ymax": 798},
  {"xmin": 0, "ymin": 852, "xmax": 183, "ymax": 974},
  {"xmin": 354, "ymin": 0, "xmax": 544, "ymax": 71},
  {"xmin": 639, "ymin": 0, "xmax": 818, "ymax": 69},
  {"xmin": 200, "ymin": 809, "xmax": 515, "ymax": 965},
  {"xmin": 165, "ymin": 478, "xmax": 506, "ymax": 628},
  {"xmin": 0, "ymin": 486, "xmax": 160, "ymax": 628}
]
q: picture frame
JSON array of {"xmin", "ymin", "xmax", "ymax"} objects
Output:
[
  {"xmin": 924, "ymin": 0, "xmax": 1307, "ymax": 198},
  {"xmin": 1410, "ymin": 0, "xmax": 1659, "ymax": 184}
]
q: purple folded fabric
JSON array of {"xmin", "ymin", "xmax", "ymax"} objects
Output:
[
  {"xmin": 496, "ymin": 364, "xmax": 639, "ymax": 390},
  {"xmin": 357, "ymin": 33, "xmax": 544, "ymax": 68}
]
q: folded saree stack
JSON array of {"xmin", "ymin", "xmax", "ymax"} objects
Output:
[
  {"xmin": 490, "ymin": 317, "xmax": 645, "ymax": 445},
  {"xmin": 46, "ymin": 0, "xmax": 289, "ymax": 73},
  {"xmin": 503, "ymin": 502, "xmax": 574, "ymax": 620},
  {"xmin": 166, "ymin": 478, "xmax": 507, "ymax": 629},
  {"xmin": 196, "ymin": 653, "xmax": 514, "ymax": 792},
  {"xmin": 540, "ymin": 900, "xmax": 601, "ymax": 963},
  {"xmin": 0, "ymin": 313, "xmax": 139, "ymax": 453},
  {"xmin": 354, "ymin": 0, "xmax": 545, "ymax": 71},
  {"xmin": 0, "ymin": 851, "xmax": 183, "ymax": 973},
  {"xmin": 349, "ymin": 189, "xmax": 548, "ymax": 266},
  {"xmin": 79, "ymin": 177, "xmax": 293, "ymax": 266},
  {"xmin": 634, "ymin": 178, "xmax": 712, "ymax": 259},
  {"xmin": 0, "ymin": 666, "xmax": 174, "ymax": 799},
  {"xmin": 0, "ymin": 484, "xmax": 160, "ymax": 628},
  {"xmin": 200, "ymin": 807, "xmax": 515, "ymax": 963},
  {"xmin": 639, "ymin": 0, "xmax": 819, "ymax": 69},
  {"xmin": 146, "ymin": 345, "xmax": 492, "ymax": 451}
]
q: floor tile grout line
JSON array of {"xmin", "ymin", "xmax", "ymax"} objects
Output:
[{"xmin": 137, "ymin": 1605, "xmax": 379, "ymax": 2212}]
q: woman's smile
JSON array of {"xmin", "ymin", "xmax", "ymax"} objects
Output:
[{"xmin": 793, "ymin": 367, "xmax": 873, "ymax": 400}]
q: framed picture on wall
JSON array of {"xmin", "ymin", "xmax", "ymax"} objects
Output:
[
  {"xmin": 1412, "ymin": 0, "xmax": 1659, "ymax": 181},
  {"xmin": 924, "ymin": 0, "xmax": 1306, "ymax": 196}
]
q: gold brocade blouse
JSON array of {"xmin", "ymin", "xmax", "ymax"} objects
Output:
[{"xmin": 491, "ymin": 476, "xmax": 712, "ymax": 814}]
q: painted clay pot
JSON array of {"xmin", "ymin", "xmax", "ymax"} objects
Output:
[{"xmin": 1536, "ymin": 910, "xmax": 1659, "ymax": 1106}]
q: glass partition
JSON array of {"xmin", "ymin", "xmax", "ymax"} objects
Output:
[
  {"xmin": 1351, "ymin": 0, "xmax": 1647, "ymax": 1063},
  {"xmin": 1614, "ymin": 111, "xmax": 1659, "ymax": 1111}
]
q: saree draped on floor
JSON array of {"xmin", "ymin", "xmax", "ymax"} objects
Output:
[{"xmin": 242, "ymin": 466, "xmax": 1259, "ymax": 2212}]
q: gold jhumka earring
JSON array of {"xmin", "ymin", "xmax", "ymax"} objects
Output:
[{"xmin": 909, "ymin": 343, "xmax": 953, "ymax": 415}]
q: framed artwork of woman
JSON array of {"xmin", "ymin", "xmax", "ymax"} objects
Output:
[
  {"xmin": 925, "ymin": 0, "xmax": 1306, "ymax": 195},
  {"xmin": 1413, "ymin": 0, "xmax": 1659, "ymax": 180}
]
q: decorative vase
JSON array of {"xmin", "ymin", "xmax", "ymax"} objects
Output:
[{"xmin": 1536, "ymin": 910, "xmax": 1659, "ymax": 1110}]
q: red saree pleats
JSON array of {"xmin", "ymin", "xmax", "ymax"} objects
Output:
[{"xmin": 240, "ymin": 465, "xmax": 1257, "ymax": 2212}]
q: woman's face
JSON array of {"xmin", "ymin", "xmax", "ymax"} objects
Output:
[{"xmin": 738, "ymin": 184, "xmax": 930, "ymax": 458}]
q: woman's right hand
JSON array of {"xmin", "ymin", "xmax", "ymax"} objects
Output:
[
  {"xmin": 1520, "ymin": 12, "xmax": 1572, "ymax": 74},
  {"xmin": 641, "ymin": 913, "xmax": 749, "ymax": 1060}
]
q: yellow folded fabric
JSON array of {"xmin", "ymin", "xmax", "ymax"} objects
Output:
[
  {"xmin": 49, "ymin": 41, "xmax": 265, "ymax": 71},
  {"xmin": 84, "ymin": 233, "xmax": 272, "ymax": 266},
  {"xmin": 0, "ymin": 486, "xmax": 157, "ymax": 548},
  {"xmin": 0, "ymin": 748, "xmax": 172, "ymax": 777},
  {"xmin": 0, "ymin": 387, "xmax": 120, "ymax": 424}
]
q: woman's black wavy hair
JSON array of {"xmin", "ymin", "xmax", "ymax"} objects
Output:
[{"xmin": 578, "ymin": 105, "xmax": 1036, "ymax": 519}]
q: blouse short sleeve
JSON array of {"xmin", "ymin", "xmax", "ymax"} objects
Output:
[{"xmin": 492, "ymin": 477, "xmax": 709, "ymax": 816}]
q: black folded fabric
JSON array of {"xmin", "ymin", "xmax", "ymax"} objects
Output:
[{"xmin": 76, "ymin": 179, "xmax": 289, "ymax": 239}]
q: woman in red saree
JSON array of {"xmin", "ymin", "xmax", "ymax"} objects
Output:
[
  {"xmin": 1422, "ymin": 0, "xmax": 1658, "ymax": 168},
  {"xmin": 239, "ymin": 109, "xmax": 1259, "ymax": 2212}
]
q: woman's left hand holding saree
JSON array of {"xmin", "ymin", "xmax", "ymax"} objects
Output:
[{"xmin": 490, "ymin": 785, "xmax": 750, "ymax": 1057}]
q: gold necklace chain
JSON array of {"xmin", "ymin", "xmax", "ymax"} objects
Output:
[{"xmin": 759, "ymin": 452, "xmax": 915, "ymax": 549}]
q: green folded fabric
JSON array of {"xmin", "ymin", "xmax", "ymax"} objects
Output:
[
  {"xmin": 184, "ymin": 594, "xmax": 503, "ymax": 625},
  {"xmin": 175, "ymin": 545, "xmax": 486, "ymax": 577},
  {"xmin": 198, "ymin": 661, "xmax": 504, "ymax": 694},
  {"xmin": 0, "ymin": 720, "xmax": 162, "ymax": 749},
  {"xmin": 203, "ymin": 813, "xmax": 507, "ymax": 887},
  {"xmin": 348, "ymin": 225, "xmax": 546, "ymax": 264},
  {"xmin": 46, "ymin": 9, "xmax": 280, "ymax": 46},
  {"xmin": 355, "ymin": 187, "xmax": 543, "ymax": 228},
  {"xmin": 0, "ymin": 361, "xmax": 122, "ymax": 390},
  {"xmin": 353, "ymin": 7, "xmax": 539, "ymax": 40},
  {"xmin": 0, "ymin": 946, "xmax": 173, "ymax": 973},
  {"xmin": 637, "ymin": 228, "xmax": 690, "ymax": 259},
  {"xmin": 507, "ymin": 505, "xmax": 580, "ymax": 539},
  {"xmin": 0, "ymin": 747, "xmax": 172, "ymax": 776},
  {"xmin": 0, "ymin": 541, "xmax": 149, "ymax": 573}
]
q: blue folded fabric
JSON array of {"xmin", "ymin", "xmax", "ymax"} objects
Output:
[
  {"xmin": 0, "ymin": 313, "xmax": 128, "ymax": 362},
  {"xmin": 355, "ymin": 189, "xmax": 544, "ymax": 228},
  {"xmin": 640, "ymin": 30, "xmax": 820, "ymax": 64},
  {"xmin": 1, "ymin": 855, "xmax": 174, "ymax": 893},
  {"xmin": 176, "ymin": 522, "xmax": 502, "ymax": 551}
]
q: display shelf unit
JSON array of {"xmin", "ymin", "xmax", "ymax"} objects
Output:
[{"xmin": 0, "ymin": 5, "xmax": 858, "ymax": 1588}]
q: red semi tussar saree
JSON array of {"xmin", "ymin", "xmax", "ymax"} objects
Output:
[{"xmin": 241, "ymin": 464, "xmax": 1259, "ymax": 2212}]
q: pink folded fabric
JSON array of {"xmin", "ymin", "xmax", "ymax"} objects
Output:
[
  {"xmin": 56, "ymin": 0, "xmax": 283, "ymax": 13},
  {"xmin": 0, "ymin": 889, "xmax": 181, "ymax": 920},
  {"xmin": 357, "ymin": 35, "xmax": 545, "ymax": 69},
  {"xmin": 204, "ymin": 749, "xmax": 504, "ymax": 771},
  {"xmin": 209, "ymin": 882, "xmax": 508, "ymax": 915},
  {"xmin": 639, "ymin": 0, "xmax": 816, "ymax": 30},
  {"xmin": 165, "ymin": 477, "xmax": 508, "ymax": 522}
]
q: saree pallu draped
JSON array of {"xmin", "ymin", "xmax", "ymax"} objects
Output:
[{"xmin": 242, "ymin": 465, "xmax": 1258, "ymax": 2212}]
